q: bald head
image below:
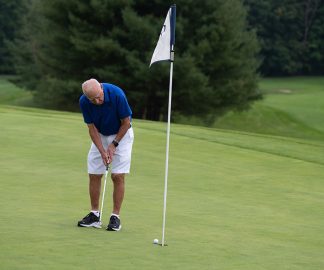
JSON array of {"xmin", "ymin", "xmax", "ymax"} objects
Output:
[
  {"xmin": 82, "ymin": 78, "xmax": 101, "ymax": 96},
  {"xmin": 82, "ymin": 78, "xmax": 104, "ymax": 105}
]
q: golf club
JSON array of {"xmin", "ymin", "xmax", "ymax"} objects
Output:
[{"xmin": 99, "ymin": 164, "xmax": 109, "ymax": 227}]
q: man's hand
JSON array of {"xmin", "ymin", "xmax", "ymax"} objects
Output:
[
  {"xmin": 105, "ymin": 116, "xmax": 130, "ymax": 163},
  {"xmin": 100, "ymin": 150, "xmax": 110, "ymax": 166},
  {"xmin": 107, "ymin": 143, "xmax": 116, "ymax": 163}
]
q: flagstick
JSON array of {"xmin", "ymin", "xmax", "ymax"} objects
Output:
[{"xmin": 162, "ymin": 47, "xmax": 174, "ymax": 247}]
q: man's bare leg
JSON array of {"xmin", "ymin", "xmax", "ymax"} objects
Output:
[
  {"xmin": 111, "ymin": 173, "xmax": 125, "ymax": 215},
  {"xmin": 89, "ymin": 174, "xmax": 102, "ymax": 210}
]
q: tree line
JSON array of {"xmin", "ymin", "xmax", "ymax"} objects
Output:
[
  {"xmin": 244, "ymin": 0, "xmax": 324, "ymax": 76},
  {"xmin": 0, "ymin": 0, "xmax": 323, "ymax": 122}
]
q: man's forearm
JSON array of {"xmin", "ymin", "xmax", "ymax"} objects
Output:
[
  {"xmin": 114, "ymin": 117, "xmax": 131, "ymax": 143},
  {"xmin": 88, "ymin": 125, "xmax": 105, "ymax": 154}
]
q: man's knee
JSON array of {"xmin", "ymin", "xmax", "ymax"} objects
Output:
[
  {"xmin": 89, "ymin": 174, "xmax": 103, "ymax": 181},
  {"xmin": 89, "ymin": 173, "xmax": 102, "ymax": 180},
  {"xmin": 111, "ymin": 173, "xmax": 125, "ymax": 183}
]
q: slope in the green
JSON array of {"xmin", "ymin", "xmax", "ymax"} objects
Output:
[
  {"xmin": 213, "ymin": 77, "xmax": 324, "ymax": 141},
  {"xmin": 259, "ymin": 77, "xmax": 324, "ymax": 133}
]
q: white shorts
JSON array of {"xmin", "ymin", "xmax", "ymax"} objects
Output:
[{"xmin": 87, "ymin": 128, "xmax": 134, "ymax": 174}]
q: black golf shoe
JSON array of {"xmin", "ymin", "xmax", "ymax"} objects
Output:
[
  {"xmin": 106, "ymin": 215, "xmax": 122, "ymax": 231},
  {"xmin": 77, "ymin": 212, "xmax": 101, "ymax": 228}
]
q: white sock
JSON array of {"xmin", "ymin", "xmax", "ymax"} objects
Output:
[
  {"xmin": 111, "ymin": 213, "xmax": 120, "ymax": 218},
  {"xmin": 91, "ymin": 210, "xmax": 100, "ymax": 217}
]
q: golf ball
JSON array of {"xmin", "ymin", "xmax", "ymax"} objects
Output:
[{"xmin": 153, "ymin": 238, "xmax": 159, "ymax": 244}]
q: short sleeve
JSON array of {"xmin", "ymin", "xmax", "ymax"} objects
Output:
[
  {"xmin": 79, "ymin": 96, "xmax": 93, "ymax": 124},
  {"xmin": 117, "ymin": 92, "xmax": 132, "ymax": 119}
]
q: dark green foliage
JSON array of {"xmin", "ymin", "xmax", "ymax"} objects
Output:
[
  {"xmin": 12, "ymin": 0, "xmax": 260, "ymax": 121},
  {"xmin": 10, "ymin": 0, "xmax": 44, "ymax": 90},
  {"xmin": 177, "ymin": 0, "xmax": 261, "ymax": 114},
  {"xmin": 0, "ymin": 0, "xmax": 26, "ymax": 74},
  {"xmin": 244, "ymin": 0, "xmax": 324, "ymax": 76}
]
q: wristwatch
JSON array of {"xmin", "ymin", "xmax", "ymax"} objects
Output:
[{"xmin": 112, "ymin": 139, "xmax": 119, "ymax": 147}]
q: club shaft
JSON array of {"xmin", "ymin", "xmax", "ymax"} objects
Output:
[{"xmin": 99, "ymin": 166, "xmax": 109, "ymax": 223}]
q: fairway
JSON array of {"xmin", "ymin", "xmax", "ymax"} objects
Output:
[{"xmin": 1, "ymin": 105, "xmax": 324, "ymax": 270}]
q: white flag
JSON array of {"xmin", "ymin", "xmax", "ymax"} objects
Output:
[{"xmin": 150, "ymin": 5, "xmax": 176, "ymax": 67}]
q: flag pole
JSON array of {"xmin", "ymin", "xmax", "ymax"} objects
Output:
[
  {"xmin": 148, "ymin": 4, "xmax": 176, "ymax": 247},
  {"xmin": 162, "ymin": 46, "xmax": 175, "ymax": 247}
]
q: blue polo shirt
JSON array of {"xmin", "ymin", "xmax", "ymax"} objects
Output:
[{"xmin": 79, "ymin": 83, "xmax": 132, "ymax": 136}]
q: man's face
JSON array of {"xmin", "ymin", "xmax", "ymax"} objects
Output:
[{"xmin": 86, "ymin": 84, "xmax": 104, "ymax": 105}]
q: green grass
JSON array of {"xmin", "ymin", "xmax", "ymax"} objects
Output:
[
  {"xmin": 1, "ymin": 76, "xmax": 324, "ymax": 269},
  {"xmin": 0, "ymin": 75, "xmax": 34, "ymax": 106},
  {"xmin": 1, "ymin": 105, "xmax": 324, "ymax": 270},
  {"xmin": 213, "ymin": 77, "xmax": 324, "ymax": 141},
  {"xmin": 260, "ymin": 77, "xmax": 324, "ymax": 133}
]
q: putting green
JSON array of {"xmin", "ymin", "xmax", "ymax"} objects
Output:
[{"xmin": 1, "ymin": 106, "xmax": 323, "ymax": 270}]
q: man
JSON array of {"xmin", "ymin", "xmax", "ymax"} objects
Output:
[{"xmin": 77, "ymin": 78, "xmax": 134, "ymax": 231}]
